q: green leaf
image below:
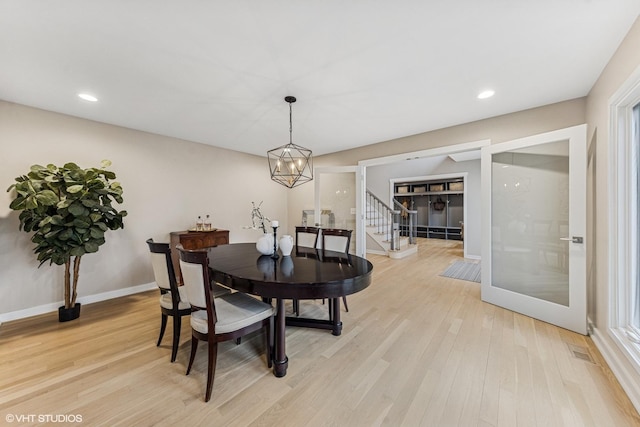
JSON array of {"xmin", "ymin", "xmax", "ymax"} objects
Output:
[
  {"xmin": 69, "ymin": 246, "xmax": 85, "ymax": 257},
  {"xmin": 34, "ymin": 190, "xmax": 59, "ymax": 206},
  {"xmin": 30, "ymin": 164, "xmax": 46, "ymax": 173},
  {"xmin": 44, "ymin": 229, "xmax": 61, "ymax": 239},
  {"xmin": 84, "ymin": 241, "xmax": 99, "ymax": 253},
  {"xmin": 90, "ymin": 227, "xmax": 104, "ymax": 239},
  {"xmin": 63, "ymin": 162, "xmax": 80, "ymax": 170},
  {"xmin": 73, "ymin": 217, "xmax": 91, "ymax": 228},
  {"xmin": 24, "ymin": 196, "xmax": 38, "ymax": 210},
  {"xmin": 82, "ymin": 199, "xmax": 99, "ymax": 208},
  {"xmin": 100, "ymin": 159, "xmax": 112, "ymax": 168},
  {"xmin": 67, "ymin": 184, "xmax": 84, "ymax": 194},
  {"xmin": 9, "ymin": 197, "xmax": 26, "ymax": 210},
  {"xmin": 57, "ymin": 198, "xmax": 72, "ymax": 209},
  {"xmin": 68, "ymin": 203, "xmax": 88, "ymax": 217},
  {"xmin": 58, "ymin": 229, "xmax": 73, "ymax": 240}
]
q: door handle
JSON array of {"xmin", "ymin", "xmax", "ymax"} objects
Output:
[{"xmin": 560, "ymin": 236, "xmax": 583, "ymax": 244}]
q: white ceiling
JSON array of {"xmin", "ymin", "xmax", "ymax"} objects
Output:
[{"xmin": 1, "ymin": 1, "xmax": 638, "ymax": 156}]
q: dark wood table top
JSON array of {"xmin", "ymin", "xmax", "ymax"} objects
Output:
[{"xmin": 207, "ymin": 243, "xmax": 373, "ymax": 300}]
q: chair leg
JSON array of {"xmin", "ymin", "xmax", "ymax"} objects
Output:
[
  {"xmin": 293, "ymin": 299, "xmax": 299, "ymax": 316},
  {"xmin": 186, "ymin": 336, "xmax": 198, "ymax": 375},
  {"xmin": 265, "ymin": 318, "xmax": 273, "ymax": 368},
  {"xmin": 205, "ymin": 340, "xmax": 218, "ymax": 402},
  {"xmin": 342, "ymin": 296, "xmax": 349, "ymax": 312},
  {"xmin": 170, "ymin": 315, "xmax": 181, "ymax": 363},
  {"xmin": 157, "ymin": 313, "xmax": 168, "ymax": 346}
]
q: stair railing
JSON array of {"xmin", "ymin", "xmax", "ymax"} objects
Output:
[
  {"xmin": 366, "ymin": 190, "xmax": 415, "ymax": 250},
  {"xmin": 393, "ymin": 199, "xmax": 418, "ymax": 245}
]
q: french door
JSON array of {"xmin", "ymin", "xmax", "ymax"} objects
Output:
[
  {"xmin": 481, "ymin": 125, "xmax": 587, "ymax": 334},
  {"xmin": 314, "ymin": 166, "xmax": 360, "ymax": 255}
]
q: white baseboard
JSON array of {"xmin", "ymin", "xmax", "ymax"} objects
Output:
[
  {"xmin": 0, "ymin": 282, "xmax": 156, "ymax": 324},
  {"xmin": 590, "ymin": 326, "xmax": 640, "ymax": 414},
  {"xmin": 366, "ymin": 249, "xmax": 388, "ymax": 256}
]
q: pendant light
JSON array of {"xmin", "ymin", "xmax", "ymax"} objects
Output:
[{"xmin": 267, "ymin": 96, "xmax": 313, "ymax": 188}]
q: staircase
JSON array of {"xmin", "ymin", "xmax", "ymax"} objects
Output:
[{"xmin": 366, "ymin": 190, "xmax": 418, "ymax": 259}]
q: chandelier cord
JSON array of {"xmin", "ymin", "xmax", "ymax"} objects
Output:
[{"xmin": 289, "ymin": 100, "xmax": 293, "ymax": 145}]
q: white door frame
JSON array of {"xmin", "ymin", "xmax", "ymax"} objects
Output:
[{"xmin": 357, "ymin": 139, "xmax": 491, "ymax": 259}]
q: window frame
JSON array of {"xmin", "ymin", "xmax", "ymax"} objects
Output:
[{"xmin": 609, "ymin": 65, "xmax": 640, "ymax": 371}]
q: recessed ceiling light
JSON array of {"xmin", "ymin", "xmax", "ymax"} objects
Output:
[
  {"xmin": 78, "ymin": 93, "xmax": 98, "ymax": 102},
  {"xmin": 477, "ymin": 90, "xmax": 495, "ymax": 100}
]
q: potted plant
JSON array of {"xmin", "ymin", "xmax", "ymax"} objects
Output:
[{"xmin": 7, "ymin": 160, "xmax": 127, "ymax": 322}]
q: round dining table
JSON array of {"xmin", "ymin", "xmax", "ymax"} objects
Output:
[{"xmin": 207, "ymin": 243, "xmax": 373, "ymax": 377}]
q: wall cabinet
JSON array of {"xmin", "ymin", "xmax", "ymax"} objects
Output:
[{"xmin": 394, "ymin": 178, "xmax": 463, "ymax": 240}]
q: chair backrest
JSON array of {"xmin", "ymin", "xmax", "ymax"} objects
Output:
[
  {"xmin": 146, "ymin": 238, "xmax": 185, "ymax": 311},
  {"xmin": 295, "ymin": 226, "xmax": 320, "ymax": 249},
  {"xmin": 177, "ymin": 245, "xmax": 217, "ymax": 324},
  {"xmin": 321, "ymin": 228, "xmax": 352, "ymax": 254}
]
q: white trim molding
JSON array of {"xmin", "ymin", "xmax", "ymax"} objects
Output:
[
  {"xmin": 0, "ymin": 282, "xmax": 156, "ymax": 324},
  {"xmin": 603, "ymin": 63, "xmax": 640, "ymax": 414}
]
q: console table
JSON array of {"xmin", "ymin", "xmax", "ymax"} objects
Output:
[{"xmin": 169, "ymin": 229, "xmax": 229, "ymax": 285}]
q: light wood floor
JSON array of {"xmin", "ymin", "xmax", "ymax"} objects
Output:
[{"xmin": 1, "ymin": 238, "xmax": 639, "ymax": 426}]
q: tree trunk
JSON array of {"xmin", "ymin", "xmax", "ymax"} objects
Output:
[
  {"xmin": 71, "ymin": 256, "xmax": 82, "ymax": 308},
  {"xmin": 64, "ymin": 259, "xmax": 71, "ymax": 309}
]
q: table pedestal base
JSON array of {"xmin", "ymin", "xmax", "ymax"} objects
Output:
[
  {"xmin": 273, "ymin": 356, "xmax": 288, "ymax": 377},
  {"xmin": 285, "ymin": 317, "xmax": 343, "ymax": 336},
  {"xmin": 285, "ymin": 297, "xmax": 343, "ymax": 336}
]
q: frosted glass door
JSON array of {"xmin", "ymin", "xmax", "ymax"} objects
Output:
[
  {"xmin": 481, "ymin": 125, "xmax": 586, "ymax": 334},
  {"xmin": 315, "ymin": 169, "xmax": 357, "ymax": 254}
]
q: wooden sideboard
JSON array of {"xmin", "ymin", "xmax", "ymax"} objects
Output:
[{"xmin": 170, "ymin": 229, "xmax": 229, "ymax": 285}]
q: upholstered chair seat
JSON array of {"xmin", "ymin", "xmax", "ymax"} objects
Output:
[
  {"xmin": 159, "ymin": 286, "xmax": 190, "ymax": 311},
  {"xmin": 190, "ymin": 293, "xmax": 274, "ymax": 334}
]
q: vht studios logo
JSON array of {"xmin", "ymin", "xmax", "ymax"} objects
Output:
[{"xmin": 6, "ymin": 413, "xmax": 83, "ymax": 423}]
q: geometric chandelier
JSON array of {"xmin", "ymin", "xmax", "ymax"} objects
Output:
[{"xmin": 267, "ymin": 96, "xmax": 313, "ymax": 188}]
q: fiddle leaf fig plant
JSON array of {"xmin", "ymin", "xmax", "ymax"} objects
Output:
[{"xmin": 7, "ymin": 160, "xmax": 127, "ymax": 309}]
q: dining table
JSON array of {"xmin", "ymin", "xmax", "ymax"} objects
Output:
[{"xmin": 207, "ymin": 242, "xmax": 373, "ymax": 377}]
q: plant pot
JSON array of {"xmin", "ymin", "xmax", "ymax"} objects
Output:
[{"xmin": 58, "ymin": 303, "xmax": 81, "ymax": 322}]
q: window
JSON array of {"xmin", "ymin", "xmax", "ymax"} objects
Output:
[{"xmin": 610, "ymin": 66, "xmax": 640, "ymax": 367}]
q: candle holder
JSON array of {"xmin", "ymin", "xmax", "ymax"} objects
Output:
[{"xmin": 271, "ymin": 225, "xmax": 280, "ymax": 259}]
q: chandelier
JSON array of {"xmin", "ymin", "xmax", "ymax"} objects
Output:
[{"xmin": 267, "ymin": 96, "xmax": 313, "ymax": 188}]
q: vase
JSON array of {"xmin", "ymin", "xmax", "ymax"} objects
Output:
[
  {"xmin": 256, "ymin": 233, "xmax": 274, "ymax": 255},
  {"xmin": 58, "ymin": 303, "xmax": 81, "ymax": 322},
  {"xmin": 279, "ymin": 235, "xmax": 294, "ymax": 256}
]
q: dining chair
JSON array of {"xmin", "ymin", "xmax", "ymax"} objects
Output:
[
  {"xmin": 147, "ymin": 238, "xmax": 231, "ymax": 363},
  {"xmin": 292, "ymin": 226, "xmax": 321, "ymax": 315},
  {"xmin": 321, "ymin": 228, "xmax": 353, "ymax": 313},
  {"xmin": 146, "ymin": 238, "xmax": 193, "ymax": 363},
  {"xmin": 295, "ymin": 226, "xmax": 320, "ymax": 249},
  {"xmin": 177, "ymin": 244, "xmax": 274, "ymax": 402}
]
